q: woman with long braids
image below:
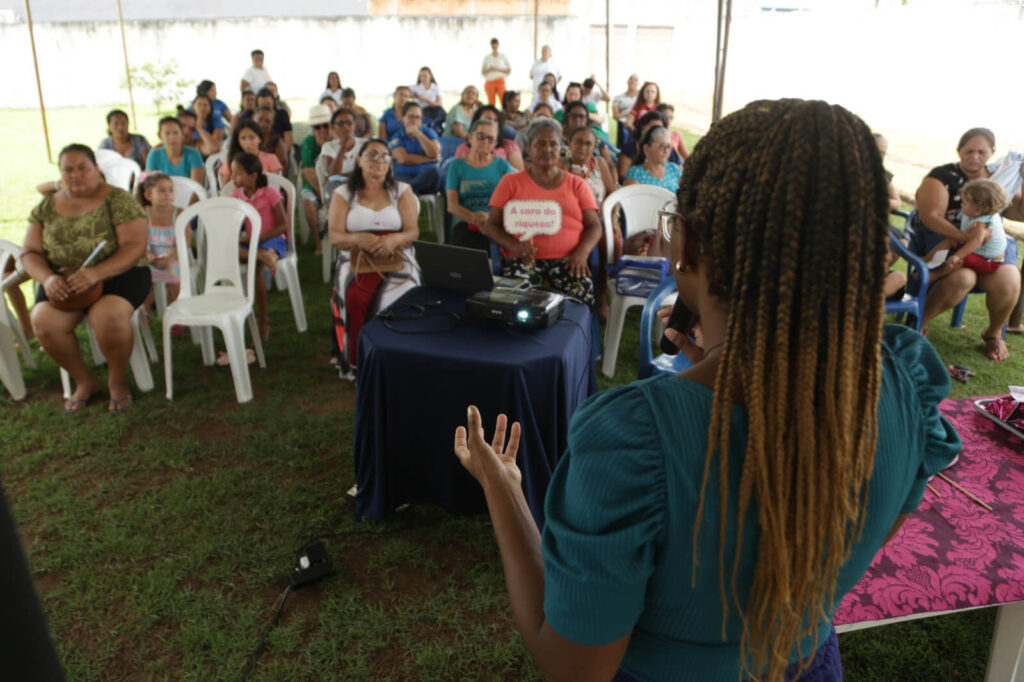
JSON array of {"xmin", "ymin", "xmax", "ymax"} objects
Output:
[{"xmin": 453, "ymin": 99, "xmax": 961, "ymax": 680}]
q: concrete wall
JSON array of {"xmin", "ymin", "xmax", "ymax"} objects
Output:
[{"xmin": 0, "ymin": 15, "xmax": 598, "ymax": 109}]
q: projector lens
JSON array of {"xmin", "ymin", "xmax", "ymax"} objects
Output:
[{"xmin": 517, "ymin": 310, "xmax": 529, "ymax": 321}]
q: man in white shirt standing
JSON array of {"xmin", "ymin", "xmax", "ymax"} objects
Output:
[
  {"xmin": 481, "ymin": 38, "xmax": 511, "ymax": 107},
  {"xmin": 529, "ymin": 45, "xmax": 561, "ymax": 97},
  {"xmin": 240, "ymin": 49, "xmax": 272, "ymax": 95}
]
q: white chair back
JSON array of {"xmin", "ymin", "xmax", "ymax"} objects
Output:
[
  {"xmin": 99, "ymin": 157, "xmax": 141, "ymax": 192},
  {"xmin": 175, "ymin": 198, "xmax": 261, "ymax": 305},
  {"xmin": 265, "ymin": 174, "xmax": 297, "ymax": 256},
  {"xmin": 205, "ymin": 150, "xmax": 228, "ymax": 196},
  {"xmin": 170, "ymin": 176, "xmax": 208, "ymax": 210},
  {"xmin": 600, "ymin": 185, "xmax": 676, "ymax": 264},
  {"xmin": 94, "ymin": 148, "xmax": 123, "ymax": 166}
]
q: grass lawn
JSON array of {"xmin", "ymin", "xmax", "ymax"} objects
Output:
[{"xmin": 2, "ymin": 107, "xmax": 1021, "ymax": 680}]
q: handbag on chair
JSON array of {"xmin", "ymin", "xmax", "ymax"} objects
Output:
[{"xmin": 349, "ymin": 247, "xmax": 406, "ymax": 276}]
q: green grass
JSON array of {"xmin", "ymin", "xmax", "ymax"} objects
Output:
[{"xmin": 2, "ymin": 106, "xmax": 1020, "ymax": 680}]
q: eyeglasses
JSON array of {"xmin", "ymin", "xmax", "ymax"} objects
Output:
[
  {"xmin": 334, "ymin": 119, "xmax": 354, "ymax": 127},
  {"xmin": 313, "ymin": 123, "xmax": 329, "ymax": 130},
  {"xmin": 364, "ymin": 151, "xmax": 391, "ymax": 163},
  {"xmin": 474, "ymin": 133, "xmax": 496, "ymax": 143},
  {"xmin": 650, "ymin": 142, "xmax": 673, "ymax": 151},
  {"xmin": 657, "ymin": 199, "xmax": 682, "ymax": 243}
]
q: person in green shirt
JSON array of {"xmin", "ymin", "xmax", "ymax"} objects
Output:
[{"xmin": 301, "ymin": 104, "xmax": 333, "ymax": 254}]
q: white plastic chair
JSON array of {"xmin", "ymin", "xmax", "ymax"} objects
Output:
[
  {"xmin": 59, "ymin": 307, "xmax": 157, "ymax": 399},
  {"xmin": 265, "ymin": 174, "xmax": 307, "ymax": 332},
  {"xmin": 220, "ymin": 176, "xmax": 307, "ymax": 332},
  {"xmin": 163, "ymin": 198, "xmax": 266, "ymax": 404},
  {"xmin": 98, "ymin": 157, "xmax": 142, "ymax": 192},
  {"xmin": 94, "ymin": 148, "xmax": 123, "ymax": 166},
  {"xmin": 1, "ymin": 241, "xmax": 30, "ymax": 400},
  {"xmin": 204, "ymin": 150, "xmax": 227, "ymax": 196},
  {"xmin": 600, "ymin": 185, "xmax": 676, "ymax": 378},
  {"xmin": 156, "ymin": 176, "xmax": 209, "ymax": 323}
]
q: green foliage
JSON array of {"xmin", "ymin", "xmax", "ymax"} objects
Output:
[{"xmin": 122, "ymin": 60, "xmax": 191, "ymax": 114}]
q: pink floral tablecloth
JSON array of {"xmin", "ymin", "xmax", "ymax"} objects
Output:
[{"xmin": 835, "ymin": 397, "xmax": 1024, "ymax": 626}]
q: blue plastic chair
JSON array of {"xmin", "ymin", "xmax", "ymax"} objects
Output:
[
  {"xmin": 886, "ymin": 223, "xmax": 929, "ymax": 332},
  {"xmin": 438, "ymin": 136, "xmax": 464, "ymax": 163},
  {"xmin": 638, "ymin": 276, "xmax": 693, "ymax": 380}
]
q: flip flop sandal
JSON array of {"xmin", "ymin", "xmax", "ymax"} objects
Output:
[
  {"xmin": 108, "ymin": 394, "xmax": 132, "ymax": 414},
  {"xmin": 63, "ymin": 396, "xmax": 92, "ymax": 415},
  {"xmin": 215, "ymin": 351, "xmax": 231, "ymax": 366}
]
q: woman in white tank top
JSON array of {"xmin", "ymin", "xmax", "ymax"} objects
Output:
[{"xmin": 328, "ymin": 139, "xmax": 421, "ymax": 376}]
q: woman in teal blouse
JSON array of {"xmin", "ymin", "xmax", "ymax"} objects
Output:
[{"xmin": 454, "ymin": 99, "xmax": 961, "ymax": 681}]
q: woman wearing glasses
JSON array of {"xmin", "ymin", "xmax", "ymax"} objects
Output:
[
  {"xmin": 327, "ymin": 139, "xmax": 419, "ymax": 380},
  {"xmin": 445, "ymin": 119, "xmax": 515, "ymax": 252},
  {"xmin": 455, "ymin": 99, "xmax": 959, "ymax": 680},
  {"xmin": 623, "ymin": 126, "xmax": 682, "ymax": 191}
]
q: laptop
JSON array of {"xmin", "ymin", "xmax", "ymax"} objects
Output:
[{"xmin": 414, "ymin": 241, "xmax": 496, "ymax": 294}]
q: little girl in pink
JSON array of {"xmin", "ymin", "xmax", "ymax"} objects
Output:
[{"xmin": 136, "ymin": 172, "xmax": 184, "ymax": 308}]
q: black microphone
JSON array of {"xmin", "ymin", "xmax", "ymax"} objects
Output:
[{"xmin": 659, "ymin": 297, "xmax": 696, "ymax": 356}]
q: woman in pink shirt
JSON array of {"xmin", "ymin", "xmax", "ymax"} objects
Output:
[
  {"xmin": 482, "ymin": 118, "xmax": 602, "ymax": 304},
  {"xmin": 218, "ymin": 120, "xmax": 283, "ymax": 188}
]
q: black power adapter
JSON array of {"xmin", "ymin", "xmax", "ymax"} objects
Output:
[{"xmin": 289, "ymin": 541, "xmax": 335, "ymax": 589}]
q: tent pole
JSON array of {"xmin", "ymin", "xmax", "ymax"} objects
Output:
[
  {"xmin": 23, "ymin": 0, "xmax": 52, "ymax": 164},
  {"xmin": 115, "ymin": 0, "xmax": 138, "ymax": 129},
  {"xmin": 533, "ymin": 0, "xmax": 539, "ymax": 61},
  {"xmin": 605, "ymin": 0, "xmax": 610, "ymax": 120},
  {"xmin": 712, "ymin": 0, "xmax": 724, "ymax": 123}
]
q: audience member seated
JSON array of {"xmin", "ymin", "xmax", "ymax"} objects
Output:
[
  {"xmin": 388, "ymin": 102, "xmax": 442, "ymax": 195},
  {"xmin": 411, "ymin": 67, "xmax": 445, "ymax": 132},
  {"xmin": 613, "ymin": 73, "xmax": 640, "ymax": 148},
  {"xmin": 264, "ymin": 82, "xmax": 291, "ymax": 117},
  {"xmin": 253, "ymin": 106, "xmax": 288, "ymax": 174},
  {"xmin": 581, "ymin": 76, "xmax": 609, "ymax": 107},
  {"xmin": 655, "ymin": 103, "xmax": 689, "ymax": 161},
  {"xmin": 328, "ymin": 139, "xmax": 420, "ymax": 379},
  {"xmin": 197, "ymin": 80, "xmax": 231, "ymax": 126},
  {"xmin": 98, "ymin": 109, "xmax": 151, "ymax": 168},
  {"xmin": 319, "ymin": 96, "xmax": 338, "ymax": 113},
  {"xmin": 562, "ymin": 125, "xmax": 616, "ymax": 207},
  {"xmin": 176, "ymin": 108, "xmax": 199, "ymax": 151},
  {"xmin": 446, "ymin": 118, "xmax": 515, "ymax": 252},
  {"xmin": 146, "ymin": 117, "xmax": 204, "ymax": 185},
  {"xmin": 340, "ymin": 88, "xmax": 375, "ymax": 138},
  {"xmin": 626, "ymin": 81, "xmax": 661, "ymax": 130},
  {"xmin": 529, "ymin": 45, "xmax": 561, "ymax": 96},
  {"xmin": 482, "ymin": 118, "xmax": 602, "ymax": 304},
  {"xmin": 22, "ymin": 144, "xmax": 150, "ymax": 414},
  {"xmin": 560, "ymin": 102, "xmax": 617, "ymax": 183},
  {"xmin": 455, "ymin": 106, "xmax": 525, "ymax": 171},
  {"xmin": 300, "ymin": 105, "xmax": 334, "ymax": 254},
  {"xmin": 530, "ymin": 81, "xmax": 562, "ymax": 115},
  {"xmin": 186, "ymin": 94, "xmax": 224, "ymax": 157},
  {"xmin": 231, "ymin": 89, "xmax": 256, "ymax": 130},
  {"xmin": 554, "ymin": 82, "xmax": 600, "ymax": 126},
  {"xmin": 217, "ymin": 120, "xmax": 284, "ymax": 187},
  {"xmin": 502, "ymin": 90, "xmax": 530, "ymax": 132},
  {"xmin": 321, "ymin": 107, "xmax": 368, "ymax": 199},
  {"xmin": 255, "ymin": 88, "xmax": 294, "ymax": 152},
  {"xmin": 910, "ymin": 127, "xmax": 1023, "ymax": 360},
  {"xmin": 379, "ymin": 86, "xmax": 413, "ymax": 141},
  {"xmin": 617, "ymin": 111, "xmax": 682, "ymax": 179},
  {"xmin": 623, "ymin": 126, "xmax": 682, "ymax": 191},
  {"xmin": 444, "ymin": 86, "xmax": 480, "ymax": 140},
  {"xmin": 322, "ymin": 71, "xmax": 343, "ymax": 106}
]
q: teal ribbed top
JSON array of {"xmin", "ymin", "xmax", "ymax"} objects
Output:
[{"xmin": 541, "ymin": 325, "xmax": 961, "ymax": 681}]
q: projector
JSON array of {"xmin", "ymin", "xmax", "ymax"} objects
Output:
[{"xmin": 467, "ymin": 287, "xmax": 565, "ymax": 329}]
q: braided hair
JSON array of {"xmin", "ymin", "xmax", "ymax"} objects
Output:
[{"xmin": 677, "ymin": 99, "xmax": 889, "ymax": 681}]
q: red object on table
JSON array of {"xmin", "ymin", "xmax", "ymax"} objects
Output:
[{"xmin": 835, "ymin": 397, "xmax": 1024, "ymax": 626}]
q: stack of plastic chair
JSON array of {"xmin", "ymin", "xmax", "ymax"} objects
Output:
[
  {"xmin": 0, "ymin": 240, "xmax": 32, "ymax": 400},
  {"xmin": 638, "ymin": 276, "xmax": 693, "ymax": 380},
  {"xmin": 600, "ymin": 185, "xmax": 676, "ymax": 377},
  {"xmin": 162, "ymin": 198, "xmax": 266, "ymax": 403},
  {"xmin": 59, "ymin": 308, "xmax": 157, "ymax": 399}
]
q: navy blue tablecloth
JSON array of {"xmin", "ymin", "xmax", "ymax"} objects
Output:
[{"xmin": 354, "ymin": 286, "xmax": 597, "ymax": 527}]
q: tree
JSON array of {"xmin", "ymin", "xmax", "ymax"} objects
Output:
[{"xmin": 122, "ymin": 60, "xmax": 191, "ymax": 113}]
